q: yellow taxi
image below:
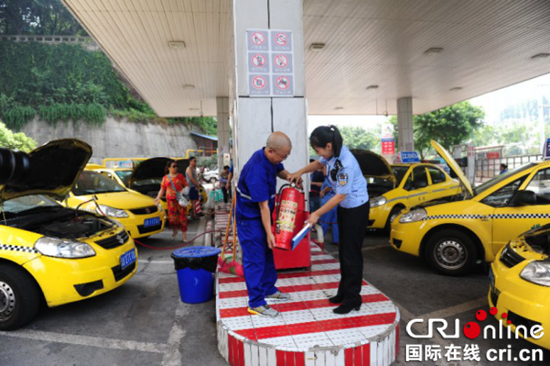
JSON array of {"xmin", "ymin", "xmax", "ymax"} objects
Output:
[
  {"xmin": 0, "ymin": 139, "xmax": 137, "ymax": 330},
  {"xmin": 63, "ymin": 169, "xmax": 166, "ymax": 239},
  {"xmin": 391, "ymin": 140, "xmax": 550, "ymax": 275},
  {"xmin": 351, "ymin": 150, "xmax": 461, "ymax": 231},
  {"xmin": 489, "ymin": 225, "xmax": 550, "ymax": 349}
]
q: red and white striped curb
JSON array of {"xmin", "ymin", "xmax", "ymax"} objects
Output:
[{"xmin": 216, "ymin": 243, "xmax": 400, "ymax": 366}]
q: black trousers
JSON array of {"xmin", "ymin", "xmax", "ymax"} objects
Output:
[
  {"xmin": 222, "ymin": 186, "xmax": 230, "ymax": 204},
  {"xmin": 336, "ymin": 201, "xmax": 370, "ymax": 305}
]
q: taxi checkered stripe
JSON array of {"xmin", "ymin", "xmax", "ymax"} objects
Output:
[
  {"xmin": 0, "ymin": 244, "xmax": 39, "ymax": 253},
  {"xmin": 425, "ymin": 213, "xmax": 550, "ymax": 220}
]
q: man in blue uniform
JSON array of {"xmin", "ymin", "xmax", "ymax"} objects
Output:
[{"xmin": 236, "ymin": 132, "xmax": 293, "ymax": 317}]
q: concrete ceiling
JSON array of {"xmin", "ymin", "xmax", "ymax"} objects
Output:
[{"xmin": 62, "ymin": 0, "xmax": 550, "ymax": 117}]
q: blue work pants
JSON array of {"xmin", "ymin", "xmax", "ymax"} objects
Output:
[
  {"xmin": 320, "ymin": 207, "xmax": 339, "ymax": 244},
  {"xmin": 236, "ymin": 219, "xmax": 278, "ymax": 308}
]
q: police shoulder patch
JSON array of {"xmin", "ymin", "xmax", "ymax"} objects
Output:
[{"xmin": 338, "ymin": 173, "xmax": 349, "ymax": 186}]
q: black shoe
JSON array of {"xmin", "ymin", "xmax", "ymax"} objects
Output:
[
  {"xmin": 328, "ymin": 295, "xmax": 344, "ymax": 304},
  {"xmin": 333, "ymin": 303, "xmax": 361, "ymax": 314}
]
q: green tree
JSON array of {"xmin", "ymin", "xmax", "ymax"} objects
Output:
[
  {"xmin": 390, "ymin": 101, "xmax": 484, "ymax": 158},
  {"xmin": 339, "ymin": 126, "xmax": 379, "ymax": 151},
  {"xmin": 0, "ymin": 121, "xmax": 36, "ymax": 151}
]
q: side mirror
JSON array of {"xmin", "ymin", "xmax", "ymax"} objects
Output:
[{"xmin": 511, "ymin": 190, "xmax": 536, "ymax": 206}]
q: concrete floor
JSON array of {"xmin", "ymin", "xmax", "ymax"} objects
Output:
[{"xmin": 0, "ymin": 220, "xmax": 548, "ymax": 366}]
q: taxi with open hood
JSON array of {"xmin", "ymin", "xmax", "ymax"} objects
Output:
[
  {"xmin": 351, "ymin": 149, "xmax": 461, "ymax": 232},
  {"xmin": 0, "ymin": 139, "xmax": 137, "ymax": 330},
  {"xmin": 63, "ymin": 166, "xmax": 166, "ymax": 239},
  {"xmin": 489, "ymin": 224, "xmax": 550, "ymax": 349},
  {"xmin": 391, "ymin": 140, "xmax": 550, "ymax": 276}
]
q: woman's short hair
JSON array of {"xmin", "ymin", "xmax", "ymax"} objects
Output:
[{"xmin": 165, "ymin": 159, "xmax": 176, "ymax": 174}]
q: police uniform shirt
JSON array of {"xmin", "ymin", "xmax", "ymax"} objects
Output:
[
  {"xmin": 236, "ymin": 148, "xmax": 284, "ymax": 220},
  {"xmin": 319, "ymin": 145, "xmax": 369, "ymax": 208}
]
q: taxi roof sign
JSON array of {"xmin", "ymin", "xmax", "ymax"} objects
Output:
[{"xmin": 399, "ymin": 151, "xmax": 420, "ymax": 163}]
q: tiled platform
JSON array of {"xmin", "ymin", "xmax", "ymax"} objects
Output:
[{"xmin": 216, "ymin": 243, "xmax": 400, "ymax": 366}]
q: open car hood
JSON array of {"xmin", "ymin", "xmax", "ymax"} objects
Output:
[
  {"xmin": 129, "ymin": 157, "xmax": 190, "ymax": 185},
  {"xmin": 430, "ymin": 140, "xmax": 474, "ymax": 197},
  {"xmin": 350, "ymin": 149, "xmax": 396, "ymax": 184},
  {"xmin": 0, "ymin": 139, "xmax": 92, "ymax": 202}
]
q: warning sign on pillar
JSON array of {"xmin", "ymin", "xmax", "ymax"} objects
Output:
[
  {"xmin": 272, "ymin": 75, "xmax": 293, "ymax": 96},
  {"xmin": 272, "ymin": 31, "xmax": 292, "ymax": 52},
  {"xmin": 248, "ymin": 52, "xmax": 269, "ymax": 73},
  {"xmin": 272, "ymin": 53, "xmax": 293, "ymax": 74},
  {"xmin": 247, "ymin": 30, "xmax": 269, "ymax": 52},
  {"xmin": 249, "ymin": 75, "xmax": 270, "ymax": 96}
]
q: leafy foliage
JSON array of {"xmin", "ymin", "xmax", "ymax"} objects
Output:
[
  {"xmin": 0, "ymin": 0, "xmax": 85, "ymax": 35},
  {"xmin": 339, "ymin": 126, "xmax": 379, "ymax": 151},
  {"xmin": 0, "ymin": 121, "xmax": 37, "ymax": 151},
  {"xmin": 390, "ymin": 101, "xmax": 485, "ymax": 158}
]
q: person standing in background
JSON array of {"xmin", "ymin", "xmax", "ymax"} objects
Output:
[
  {"xmin": 220, "ymin": 165, "xmax": 231, "ymax": 204},
  {"xmin": 320, "ymin": 166, "xmax": 339, "ymax": 245},
  {"xmin": 309, "ymin": 159, "xmax": 324, "ymax": 212},
  {"xmin": 155, "ymin": 160, "xmax": 188, "ymax": 242},
  {"xmin": 185, "ymin": 157, "xmax": 204, "ymax": 219}
]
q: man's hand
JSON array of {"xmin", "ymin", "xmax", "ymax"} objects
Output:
[
  {"xmin": 267, "ymin": 232, "xmax": 276, "ymax": 249},
  {"xmin": 320, "ymin": 191, "xmax": 325, "ymax": 198},
  {"xmin": 225, "ymin": 182, "xmax": 230, "ymax": 190}
]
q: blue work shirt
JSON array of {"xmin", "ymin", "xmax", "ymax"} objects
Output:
[
  {"xmin": 319, "ymin": 145, "xmax": 369, "ymax": 208},
  {"xmin": 320, "ymin": 177, "xmax": 335, "ymax": 205},
  {"xmin": 236, "ymin": 148, "xmax": 284, "ymax": 220}
]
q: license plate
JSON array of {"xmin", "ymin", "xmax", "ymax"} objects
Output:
[
  {"xmin": 144, "ymin": 217, "xmax": 160, "ymax": 228},
  {"xmin": 120, "ymin": 249, "xmax": 136, "ymax": 270}
]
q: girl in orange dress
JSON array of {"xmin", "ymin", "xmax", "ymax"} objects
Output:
[{"xmin": 155, "ymin": 160, "xmax": 188, "ymax": 242}]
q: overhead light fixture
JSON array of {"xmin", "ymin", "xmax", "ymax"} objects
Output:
[
  {"xmin": 450, "ymin": 87, "xmax": 463, "ymax": 91},
  {"xmin": 531, "ymin": 53, "xmax": 550, "ymax": 59},
  {"xmin": 309, "ymin": 43, "xmax": 326, "ymax": 52},
  {"xmin": 168, "ymin": 41, "xmax": 186, "ymax": 49},
  {"xmin": 334, "ymin": 107, "xmax": 344, "ymax": 110},
  {"xmin": 189, "ymin": 108, "xmax": 201, "ymax": 111},
  {"xmin": 366, "ymin": 85, "xmax": 379, "ymax": 90},
  {"xmin": 424, "ymin": 47, "xmax": 444, "ymax": 54},
  {"xmin": 182, "ymin": 84, "xmax": 195, "ymax": 89}
]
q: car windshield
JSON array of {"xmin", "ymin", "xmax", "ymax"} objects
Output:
[
  {"xmin": 2, "ymin": 195, "xmax": 60, "ymax": 214},
  {"xmin": 73, "ymin": 171, "xmax": 127, "ymax": 195},
  {"xmin": 473, "ymin": 163, "xmax": 537, "ymax": 196},
  {"xmin": 114, "ymin": 170, "xmax": 132, "ymax": 187}
]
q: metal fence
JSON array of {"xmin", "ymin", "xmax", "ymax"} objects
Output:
[
  {"xmin": 0, "ymin": 35, "xmax": 100, "ymax": 51},
  {"xmin": 475, "ymin": 154, "xmax": 542, "ymax": 185}
]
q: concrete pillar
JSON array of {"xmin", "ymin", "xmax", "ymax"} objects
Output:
[
  {"xmin": 216, "ymin": 97, "xmax": 231, "ymax": 169},
  {"xmin": 397, "ymin": 97, "xmax": 414, "ymax": 152},
  {"xmin": 231, "ymin": 0, "xmax": 308, "ymax": 185}
]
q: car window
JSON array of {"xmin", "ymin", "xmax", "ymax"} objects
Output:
[
  {"xmin": 115, "ymin": 170, "xmax": 133, "ymax": 187},
  {"xmin": 392, "ymin": 166, "xmax": 409, "ymax": 186},
  {"xmin": 73, "ymin": 171, "xmax": 127, "ymax": 195},
  {"xmin": 413, "ymin": 167, "xmax": 429, "ymax": 189},
  {"xmin": 481, "ymin": 176, "xmax": 528, "ymax": 207},
  {"xmin": 526, "ymin": 168, "xmax": 550, "ymax": 201},
  {"xmin": 427, "ymin": 167, "xmax": 446, "ymax": 184},
  {"xmin": 474, "ymin": 163, "xmax": 536, "ymax": 196}
]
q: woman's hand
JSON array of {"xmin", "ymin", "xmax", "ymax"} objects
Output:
[
  {"xmin": 287, "ymin": 171, "xmax": 303, "ymax": 187},
  {"xmin": 307, "ymin": 211, "xmax": 320, "ymax": 226}
]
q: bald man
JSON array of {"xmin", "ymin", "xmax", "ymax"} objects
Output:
[{"xmin": 236, "ymin": 132, "xmax": 293, "ymax": 317}]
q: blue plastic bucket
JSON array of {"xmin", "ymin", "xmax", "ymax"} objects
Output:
[{"xmin": 172, "ymin": 246, "xmax": 221, "ymax": 304}]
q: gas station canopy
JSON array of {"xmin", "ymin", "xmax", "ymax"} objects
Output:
[{"xmin": 62, "ymin": 0, "xmax": 550, "ymax": 117}]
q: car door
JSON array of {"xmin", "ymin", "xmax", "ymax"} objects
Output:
[
  {"xmin": 484, "ymin": 171, "xmax": 549, "ymax": 256},
  {"xmin": 408, "ymin": 166, "xmax": 432, "ymax": 206},
  {"xmin": 426, "ymin": 166, "xmax": 452, "ymax": 200}
]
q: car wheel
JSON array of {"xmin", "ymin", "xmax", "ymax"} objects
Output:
[
  {"xmin": 209, "ymin": 177, "xmax": 217, "ymax": 183},
  {"xmin": 425, "ymin": 229, "xmax": 477, "ymax": 276},
  {"xmin": 384, "ymin": 206, "xmax": 404, "ymax": 234},
  {"xmin": 0, "ymin": 264, "xmax": 41, "ymax": 330}
]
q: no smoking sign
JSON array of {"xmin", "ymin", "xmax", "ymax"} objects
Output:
[{"xmin": 272, "ymin": 53, "xmax": 293, "ymax": 74}]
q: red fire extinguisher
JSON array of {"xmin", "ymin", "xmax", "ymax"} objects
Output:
[{"xmin": 273, "ymin": 184, "xmax": 303, "ymax": 250}]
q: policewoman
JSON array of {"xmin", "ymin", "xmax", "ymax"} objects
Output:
[
  {"xmin": 236, "ymin": 132, "xmax": 293, "ymax": 318},
  {"xmin": 289, "ymin": 125, "xmax": 369, "ymax": 314}
]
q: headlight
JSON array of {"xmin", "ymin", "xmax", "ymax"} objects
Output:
[
  {"xmin": 520, "ymin": 261, "xmax": 550, "ymax": 287},
  {"xmin": 98, "ymin": 205, "xmax": 129, "ymax": 218},
  {"xmin": 35, "ymin": 237, "xmax": 96, "ymax": 258},
  {"xmin": 370, "ymin": 196, "xmax": 387, "ymax": 208},
  {"xmin": 399, "ymin": 208, "xmax": 427, "ymax": 223}
]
